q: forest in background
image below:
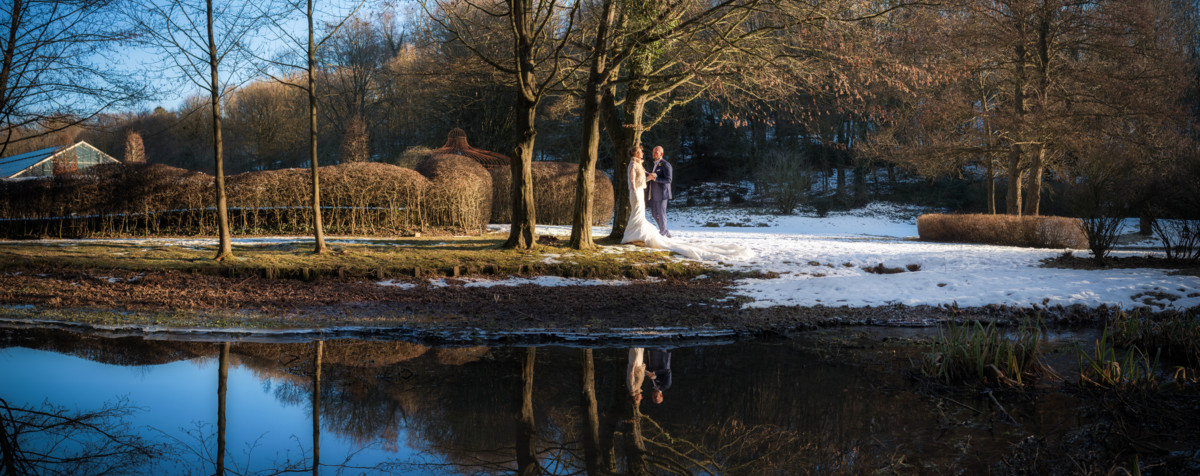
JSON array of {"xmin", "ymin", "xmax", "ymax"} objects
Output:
[{"xmin": 4, "ymin": 0, "xmax": 1199, "ymax": 222}]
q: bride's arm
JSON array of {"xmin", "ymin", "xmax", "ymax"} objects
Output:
[{"xmin": 629, "ymin": 162, "xmax": 643, "ymax": 188}]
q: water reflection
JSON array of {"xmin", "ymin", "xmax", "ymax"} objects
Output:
[{"xmin": 1, "ymin": 327, "xmax": 1182, "ymax": 474}]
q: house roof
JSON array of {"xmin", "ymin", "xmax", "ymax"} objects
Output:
[{"xmin": 0, "ymin": 145, "xmax": 64, "ymax": 178}]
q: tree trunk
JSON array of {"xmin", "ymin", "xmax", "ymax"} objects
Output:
[
  {"xmin": 515, "ymin": 347, "xmax": 538, "ymax": 476},
  {"xmin": 1006, "ymin": 36, "xmax": 1028, "ymax": 216},
  {"xmin": 1023, "ymin": 143, "xmax": 1045, "ymax": 216},
  {"xmin": 601, "ymin": 83, "xmax": 632, "ymax": 241},
  {"xmin": 208, "ymin": 0, "xmax": 232, "ymax": 260},
  {"xmin": 623, "ymin": 393, "xmax": 649, "ymax": 476},
  {"xmin": 217, "ymin": 342, "xmax": 229, "ymax": 474},
  {"xmin": 570, "ymin": 0, "xmax": 615, "ymax": 250},
  {"xmin": 986, "ymin": 154, "xmax": 996, "ymax": 214},
  {"xmin": 1006, "ymin": 145, "xmax": 1023, "ymax": 215},
  {"xmin": 307, "ymin": 0, "xmax": 327, "ymax": 254},
  {"xmin": 580, "ymin": 349, "xmax": 602, "ymax": 475},
  {"xmin": 505, "ymin": 0, "xmax": 539, "ymax": 250},
  {"xmin": 312, "ymin": 340, "xmax": 322, "ymax": 476}
]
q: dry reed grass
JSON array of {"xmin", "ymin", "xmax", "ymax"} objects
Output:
[
  {"xmin": 490, "ymin": 161, "xmax": 613, "ymax": 225},
  {"xmin": 918, "ymin": 213, "xmax": 1087, "ymax": 249}
]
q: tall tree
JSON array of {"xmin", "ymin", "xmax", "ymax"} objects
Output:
[
  {"xmin": 0, "ymin": 0, "xmax": 145, "ymax": 158},
  {"xmin": 424, "ymin": 0, "xmax": 582, "ymax": 249},
  {"xmin": 255, "ymin": 0, "xmax": 364, "ymax": 254},
  {"xmin": 128, "ymin": 0, "xmax": 261, "ymax": 260}
]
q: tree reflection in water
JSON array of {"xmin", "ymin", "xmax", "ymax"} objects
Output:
[{"xmin": 4, "ymin": 328, "xmax": 1153, "ymax": 474}]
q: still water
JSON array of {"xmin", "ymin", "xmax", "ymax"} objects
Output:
[{"xmin": 0, "ymin": 326, "xmax": 1125, "ymax": 474}]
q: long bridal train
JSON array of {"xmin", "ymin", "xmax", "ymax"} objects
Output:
[{"xmin": 620, "ymin": 160, "xmax": 753, "ymax": 261}]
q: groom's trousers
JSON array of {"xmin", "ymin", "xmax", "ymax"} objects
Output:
[{"xmin": 649, "ymin": 197, "xmax": 670, "ymax": 237}]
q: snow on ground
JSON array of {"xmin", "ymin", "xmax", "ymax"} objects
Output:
[
  {"xmin": 533, "ymin": 203, "xmax": 1200, "ymax": 311},
  {"xmin": 6, "ymin": 203, "xmax": 1198, "ymax": 312},
  {"xmin": 667, "ymin": 204, "xmax": 1199, "ymax": 311}
]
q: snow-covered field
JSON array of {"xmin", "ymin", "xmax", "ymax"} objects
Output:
[{"xmin": 536, "ymin": 203, "xmax": 1200, "ymax": 312}]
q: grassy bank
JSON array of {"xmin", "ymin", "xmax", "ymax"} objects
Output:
[{"xmin": 0, "ymin": 234, "xmax": 747, "ymax": 281}]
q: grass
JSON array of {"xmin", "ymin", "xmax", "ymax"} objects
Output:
[
  {"xmin": 1107, "ymin": 311, "xmax": 1200, "ymax": 368},
  {"xmin": 1078, "ymin": 329, "xmax": 1162, "ymax": 390},
  {"xmin": 0, "ymin": 234, "xmax": 744, "ymax": 281},
  {"xmin": 922, "ymin": 319, "xmax": 1051, "ymax": 386}
]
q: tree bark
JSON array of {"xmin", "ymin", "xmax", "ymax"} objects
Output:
[
  {"xmin": 515, "ymin": 347, "xmax": 538, "ymax": 476},
  {"xmin": 1023, "ymin": 143, "xmax": 1045, "ymax": 216},
  {"xmin": 217, "ymin": 341, "xmax": 229, "ymax": 474},
  {"xmin": 208, "ymin": 0, "xmax": 233, "ymax": 260},
  {"xmin": 505, "ymin": 0, "xmax": 539, "ymax": 250},
  {"xmin": 601, "ymin": 83, "xmax": 632, "ymax": 241},
  {"xmin": 312, "ymin": 340, "xmax": 322, "ymax": 476},
  {"xmin": 580, "ymin": 349, "xmax": 602, "ymax": 475},
  {"xmin": 307, "ymin": 0, "xmax": 327, "ymax": 254},
  {"xmin": 1006, "ymin": 145, "xmax": 1023, "ymax": 215},
  {"xmin": 570, "ymin": 0, "xmax": 616, "ymax": 249},
  {"xmin": 1006, "ymin": 41, "xmax": 1028, "ymax": 216}
]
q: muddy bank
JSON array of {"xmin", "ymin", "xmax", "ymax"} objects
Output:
[{"xmin": 1, "ymin": 267, "xmax": 1191, "ymax": 343}]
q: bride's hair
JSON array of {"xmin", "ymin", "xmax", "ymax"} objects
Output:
[{"xmin": 627, "ymin": 146, "xmax": 642, "ymax": 158}]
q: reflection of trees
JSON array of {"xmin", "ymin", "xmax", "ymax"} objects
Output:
[
  {"xmin": 2, "ymin": 328, "xmax": 999, "ymax": 473},
  {"xmin": 0, "ymin": 396, "xmax": 166, "ymax": 475},
  {"xmin": 0, "ymin": 328, "xmax": 215, "ymax": 366}
]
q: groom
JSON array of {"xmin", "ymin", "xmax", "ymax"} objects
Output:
[{"xmin": 647, "ymin": 146, "xmax": 673, "ymax": 237}]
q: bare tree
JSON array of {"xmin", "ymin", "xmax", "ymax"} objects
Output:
[
  {"xmin": 0, "ymin": 0, "xmax": 145, "ymax": 158},
  {"xmin": 124, "ymin": 130, "xmax": 146, "ymax": 163},
  {"xmin": 0, "ymin": 396, "xmax": 167, "ymax": 475},
  {"xmin": 254, "ymin": 0, "xmax": 364, "ymax": 254},
  {"xmin": 424, "ymin": 0, "xmax": 583, "ymax": 249},
  {"xmin": 341, "ymin": 114, "xmax": 369, "ymax": 163},
  {"xmin": 127, "ymin": 0, "xmax": 262, "ymax": 260}
]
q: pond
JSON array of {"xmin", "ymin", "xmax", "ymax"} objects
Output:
[{"xmin": 0, "ymin": 326, "xmax": 1196, "ymax": 475}]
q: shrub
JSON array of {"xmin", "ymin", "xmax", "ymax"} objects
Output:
[
  {"xmin": 917, "ymin": 213, "xmax": 1087, "ymax": 249},
  {"xmin": 753, "ymin": 149, "xmax": 811, "ymax": 214},
  {"xmin": 1079, "ymin": 216, "xmax": 1124, "ymax": 265},
  {"xmin": 416, "ymin": 154, "xmax": 492, "ymax": 233},
  {"xmin": 1152, "ymin": 219, "xmax": 1200, "ymax": 262},
  {"xmin": 490, "ymin": 161, "xmax": 613, "ymax": 226},
  {"xmin": 0, "ymin": 162, "xmax": 433, "ymax": 237},
  {"xmin": 390, "ymin": 146, "xmax": 432, "ymax": 168}
]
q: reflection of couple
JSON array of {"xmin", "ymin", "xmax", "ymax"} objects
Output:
[
  {"xmin": 621, "ymin": 145, "xmax": 753, "ymax": 261},
  {"xmin": 626, "ymin": 348, "xmax": 672, "ymax": 405}
]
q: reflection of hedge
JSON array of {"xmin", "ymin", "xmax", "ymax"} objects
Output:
[
  {"xmin": 490, "ymin": 161, "xmax": 613, "ymax": 226},
  {"xmin": 0, "ymin": 159, "xmax": 610, "ymax": 238}
]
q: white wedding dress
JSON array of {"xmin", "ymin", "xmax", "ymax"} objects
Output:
[{"xmin": 620, "ymin": 160, "xmax": 753, "ymax": 261}]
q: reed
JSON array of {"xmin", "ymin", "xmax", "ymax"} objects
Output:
[
  {"xmin": 1078, "ymin": 329, "xmax": 1161, "ymax": 390},
  {"xmin": 922, "ymin": 319, "xmax": 1050, "ymax": 386}
]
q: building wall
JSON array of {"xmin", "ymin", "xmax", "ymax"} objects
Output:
[{"xmin": 21, "ymin": 144, "xmax": 116, "ymax": 177}]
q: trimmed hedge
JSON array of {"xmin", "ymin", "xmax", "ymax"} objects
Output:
[
  {"xmin": 490, "ymin": 161, "xmax": 614, "ymax": 226},
  {"xmin": 0, "ymin": 158, "xmax": 613, "ymax": 238},
  {"xmin": 917, "ymin": 213, "xmax": 1087, "ymax": 249},
  {"xmin": 415, "ymin": 154, "xmax": 493, "ymax": 233}
]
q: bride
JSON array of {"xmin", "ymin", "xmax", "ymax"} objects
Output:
[{"xmin": 621, "ymin": 146, "xmax": 753, "ymax": 261}]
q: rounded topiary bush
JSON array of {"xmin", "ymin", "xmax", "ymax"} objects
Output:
[
  {"xmin": 490, "ymin": 162, "xmax": 613, "ymax": 226},
  {"xmin": 415, "ymin": 154, "xmax": 492, "ymax": 232}
]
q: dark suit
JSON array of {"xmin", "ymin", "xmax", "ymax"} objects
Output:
[
  {"xmin": 646, "ymin": 349, "xmax": 672, "ymax": 391},
  {"xmin": 648, "ymin": 159, "xmax": 672, "ymax": 237}
]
